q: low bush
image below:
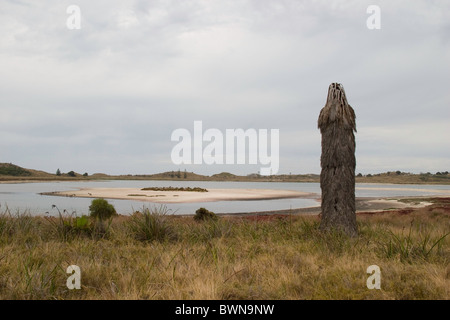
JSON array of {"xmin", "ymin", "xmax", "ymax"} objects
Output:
[{"xmin": 194, "ymin": 207, "xmax": 218, "ymax": 222}]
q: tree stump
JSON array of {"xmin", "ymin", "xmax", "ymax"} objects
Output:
[{"xmin": 318, "ymin": 83, "xmax": 358, "ymax": 236}]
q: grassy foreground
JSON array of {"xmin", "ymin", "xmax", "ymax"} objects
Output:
[{"xmin": 0, "ymin": 201, "xmax": 448, "ymax": 300}]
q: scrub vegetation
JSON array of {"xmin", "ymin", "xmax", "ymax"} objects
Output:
[{"xmin": 0, "ymin": 198, "xmax": 448, "ymax": 300}]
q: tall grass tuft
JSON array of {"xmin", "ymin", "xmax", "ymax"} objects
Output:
[
  {"xmin": 45, "ymin": 205, "xmax": 93, "ymax": 241},
  {"xmin": 378, "ymin": 221, "xmax": 449, "ymax": 263},
  {"xmin": 127, "ymin": 205, "xmax": 177, "ymax": 242}
]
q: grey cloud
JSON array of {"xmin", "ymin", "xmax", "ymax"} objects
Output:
[{"xmin": 0, "ymin": 0, "xmax": 448, "ymax": 175}]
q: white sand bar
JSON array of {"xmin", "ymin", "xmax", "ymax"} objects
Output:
[{"xmin": 51, "ymin": 188, "xmax": 314, "ymax": 203}]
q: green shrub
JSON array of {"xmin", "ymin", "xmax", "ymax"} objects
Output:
[
  {"xmin": 194, "ymin": 207, "xmax": 218, "ymax": 222},
  {"xmin": 88, "ymin": 199, "xmax": 116, "ymax": 237},
  {"xmin": 89, "ymin": 198, "xmax": 116, "ymax": 221}
]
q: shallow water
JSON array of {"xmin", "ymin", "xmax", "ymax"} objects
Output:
[{"xmin": 0, "ymin": 180, "xmax": 449, "ymax": 216}]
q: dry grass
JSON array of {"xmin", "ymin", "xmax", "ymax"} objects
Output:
[{"xmin": 0, "ymin": 200, "xmax": 448, "ymax": 300}]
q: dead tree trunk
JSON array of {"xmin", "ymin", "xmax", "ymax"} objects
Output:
[{"xmin": 318, "ymin": 83, "xmax": 358, "ymax": 236}]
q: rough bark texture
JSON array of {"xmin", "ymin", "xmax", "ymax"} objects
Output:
[{"xmin": 318, "ymin": 83, "xmax": 358, "ymax": 236}]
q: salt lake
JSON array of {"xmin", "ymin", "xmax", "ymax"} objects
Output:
[{"xmin": 0, "ymin": 180, "xmax": 449, "ymax": 216}]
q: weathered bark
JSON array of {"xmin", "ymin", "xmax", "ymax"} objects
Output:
[{"xmin": 318, "ymin": 83, "xmax": 358, "ymax": 236}]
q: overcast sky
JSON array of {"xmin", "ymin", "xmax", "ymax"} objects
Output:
[{"xmin": 0, "ymin": 0, "xmax": 449, "ymax": 176}]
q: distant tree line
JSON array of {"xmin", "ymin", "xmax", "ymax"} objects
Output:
[
  {"xmin": 168, "ymin": 169, "xmax": 188, "ymax": 179},
  {"xmin": 56, "ymin": 169, "xmax": 88, "ymax": 177},
  {"xmin": 356, "ymin": 171, "xmax": 449, "ymax": 177}
]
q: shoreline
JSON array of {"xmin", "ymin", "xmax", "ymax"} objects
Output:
[
  {"xmin": 39, "ymin": 186, "xmax": 440, "ymax": 217},
  {"xmin": 215, "ymin": 196, "xmax": 437, "ymax": 217}
]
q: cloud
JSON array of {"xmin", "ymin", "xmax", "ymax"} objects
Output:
[{"xmin": 0, "ymin": 0, "xmax": 448, "ymax": 175}]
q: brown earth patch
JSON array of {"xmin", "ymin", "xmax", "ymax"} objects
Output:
[{"xmin": 357, "ymin": 197, "xmax": 450, "ymax": 217}]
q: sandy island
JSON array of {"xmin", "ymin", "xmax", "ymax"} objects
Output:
[
  {"xmin": 40, "ymin": 187, "xmax": 446, "ymax": 216},
  {"xmin": 43, "ymin": 188, "xmax": 315, "ymax": 204}
]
